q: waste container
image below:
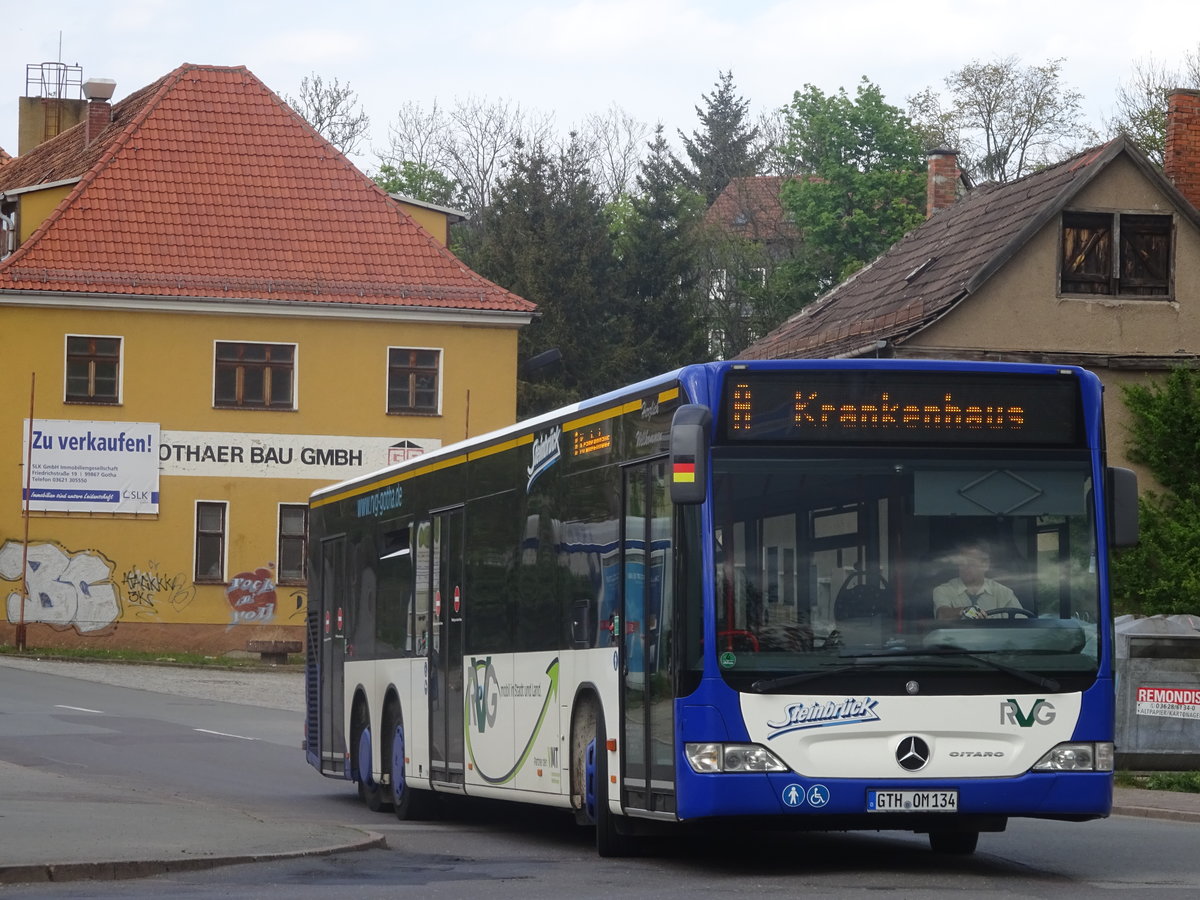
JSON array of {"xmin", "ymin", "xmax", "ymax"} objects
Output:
[{"xmin": 1114, "ymin": 614, "xmax": 1200, "ymax": 770}]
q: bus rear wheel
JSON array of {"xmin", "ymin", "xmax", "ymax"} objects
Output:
[{"xmin": 352, "ymin": 703, "xmax": 389, "ymax": 813}]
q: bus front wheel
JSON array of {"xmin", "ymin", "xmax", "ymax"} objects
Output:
[{"xmin": 592, "ymin": 710, "xmax": 635, "ymax": 857}]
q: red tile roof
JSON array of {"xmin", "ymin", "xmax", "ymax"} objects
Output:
[
  {"xmin": 702, "ymin": 176, "xmax": 802, "ymax": 243},
  {"xmin": 0, "ymin": 64, "xmax": 535, "ymax": 315}
]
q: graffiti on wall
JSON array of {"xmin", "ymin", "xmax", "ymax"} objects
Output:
[
  {"xmin": 284, "ymin": 588, "xmax": 307, "ymax": 623},
  {"xmin": 0, "ymin": 539, "xmax": 122, "ymax": 634},
  {"xmin": 120, "ymin": 562, "xmax": 197, "ymax": 618},
  {"xmin": 225, "ymin": 567, "xmax": 308, "ymax": 625},
  {"xmin": 227, "ymin": 567, "xmax": 278, "ymax": 625}
]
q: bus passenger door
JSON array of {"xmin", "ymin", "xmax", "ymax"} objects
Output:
[
  {"xmin": 621, "ymin": 459, "xmax": 676, "ymax": 817},
  {"xmin": 428, "ymin": 507, "xmax": 466, "ymax": 785},
  {"xmin": 318, "ymin": 535, "xmax": 347, "ymax": 776}
]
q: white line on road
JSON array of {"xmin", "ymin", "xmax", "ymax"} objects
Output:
[
  {"xmin": 194, "ymin": 728, "xmax": 257, "ymax": 741},
  {"xmin": 55, "ymin": 705, "xmax": 104, "ymax": 713}
]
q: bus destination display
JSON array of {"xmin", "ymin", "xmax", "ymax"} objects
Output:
[{"xmin": 722, "ymin": 372, "xmax": 1081, "ymax": 445}]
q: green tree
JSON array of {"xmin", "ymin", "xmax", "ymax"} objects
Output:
[
  {"xmin": 470, "ymin": 138, "xmax": 631, "ymax": 416},
  {"xmin": 1112, "ymin": 368, "xmax": 1200, "ymax": 615},
  {"xmin": 371, "ymin": 161, "xmax": 459, "ymax": 206},
  {"xmin": 674, "ymin": 71, "xmax": 768, "ymax": 205},
  {"xmin": 776, "ymin": 79, "xmax": 927, "ymax": 302}
]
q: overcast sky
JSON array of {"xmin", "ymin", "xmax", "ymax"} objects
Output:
[{"xmin": 4, "ymin": 1, "xmax": 1199, "ymax": 171}]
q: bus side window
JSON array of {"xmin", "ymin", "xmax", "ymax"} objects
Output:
[{"xmin": 377, "ymin": 525, "xmax": 412, "ymax": 654}]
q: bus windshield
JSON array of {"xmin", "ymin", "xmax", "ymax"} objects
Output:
[{"xmin": 709, "ymin": 451, "xmax": 1100, "ymax": 694}]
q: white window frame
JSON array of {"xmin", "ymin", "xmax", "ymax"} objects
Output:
[
  {"xmin": 212, "ymin": 340, "xmax": 299, "ymax": 410},
  {"xmin": 385, "ymin": 345, "xmax": 443, "ymax": 416},
  {"xmin": 277, "ymin": 502, "xmax": 309, "ymax": 585},
  {"xmin": 194, "ymin": 500, "xmax": 228, "ymax": 583},
  {"xmin": 64, "ymin": 333, "xmax": 124, "ymax": 404}
]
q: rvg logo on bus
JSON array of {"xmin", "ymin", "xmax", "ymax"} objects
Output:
[{"xmin": 1001, "ymin": 698, "xmax": 1056, "ymax": 726}]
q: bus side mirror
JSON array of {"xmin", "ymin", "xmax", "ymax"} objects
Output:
[
  {"xmin": 670, "ymin": 404, "xmax": 711, "ymax": 505},
  {"xmin": 1108, "ymin": 466, "xmax": 1139, "ymax": 548}
]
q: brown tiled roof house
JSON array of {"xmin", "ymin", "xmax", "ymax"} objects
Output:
[{"xmin": 739, "ymin": 89, "xmax": 1200, "ymax": 483}]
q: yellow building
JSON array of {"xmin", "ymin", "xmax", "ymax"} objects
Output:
[{"xmin": 0, "ymin": 64, "xmax": 534, "ymax": 655}]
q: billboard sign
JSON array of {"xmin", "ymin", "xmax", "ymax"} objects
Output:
[{"xmin": 23, "ymin": 419, "xmax": 160, "ymax": 514}]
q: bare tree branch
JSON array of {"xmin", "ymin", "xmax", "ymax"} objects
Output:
[
  {"xmin": 284, "ymin": 73, "xmax": 370, "ymax": 157},
  {"xmin": 1106, "ymin": 46, "xmax": 1200, "ymax": 165}
]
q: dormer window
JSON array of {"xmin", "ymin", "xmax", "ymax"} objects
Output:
[{"xmin": 1061, "ymin": 211, "xmax": 1172, "ymax": 297}]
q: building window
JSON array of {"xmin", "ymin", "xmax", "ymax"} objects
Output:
[
  {"xmin": 277, "ymin": 504, "xmax": 308, "ymax": 585},
  {"xmin": 195, "ymin": 501, "xmax": 227, "ymax": 582},
  {"xmin": 388, "ymin": 348, "xmax": 440, "ymax": 414},
  {"xmin": 1061, "ymin": 212, "xmax": 1172, "ymax": 297},
  {"xmin": 65, "ymin": 335, "xmax": 121, "ymax": 403},
  {"xmin": 214, "ymin": 342, "xmax": 295, "ymax": 409}
]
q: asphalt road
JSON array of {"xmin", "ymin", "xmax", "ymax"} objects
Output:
[{"xmin": 2, "ymin": 656, "xmax": 1199, "ymax": 898}]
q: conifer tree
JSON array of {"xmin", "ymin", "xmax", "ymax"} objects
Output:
[
  {"xmin": 673, "ymin": 71, "xmax": 768, "ymax": 205},
  {"xmin": 470, "ymin": 139, "xmax": 630, "ymax": 416},
  {"xmin": 617, "ymin": 126, "xmax": 709, "ymax": 377}
]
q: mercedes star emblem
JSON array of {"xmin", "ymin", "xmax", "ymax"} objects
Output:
[{"xmin": 896, "ymin": 736, "xmax": 930, "ymax": 771}]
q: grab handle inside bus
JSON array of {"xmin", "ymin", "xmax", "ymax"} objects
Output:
[{"xmin": 670, "ymin": 404, "xmax": 711, "ymax": 505}]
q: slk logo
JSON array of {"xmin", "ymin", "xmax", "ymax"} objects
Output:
[
  {"xmin": 1001, "ymin": 698, "xmax": 1056, "ymax": 727},
  {"xmin": 896, "ymin": 736, "xmax": 930, "ymax": 771}
]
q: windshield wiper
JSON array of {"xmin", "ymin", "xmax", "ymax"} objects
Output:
[
  {"xmin": 840, "ymin": 646, "xmax": 1061, "ymax": 691},
  {"xmin": 751, "ymin": 657, "xmax": 917, "ymax": 693},
  {"xmin": 750, "ymin": 647, "xmax": 1060, "ymax": 693},
  {"xmin": 918, "ymin": 646, "xmax": 1061, "ymax": 691}
]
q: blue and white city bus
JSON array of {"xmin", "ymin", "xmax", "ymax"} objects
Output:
[{"xmin": 305, "ymin": 359, "xmax": 1138, "ymax": 856}]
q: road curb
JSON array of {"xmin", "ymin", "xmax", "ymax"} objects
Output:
[
  {"xmin": 1112, "ymin": 804, "xmax": 1200, "ymax": 825},
  {"xmin": 0, "ymin": 830, "xmax": 386, "ymax": 886}
]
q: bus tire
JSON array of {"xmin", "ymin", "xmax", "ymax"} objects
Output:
[
  {"xmin": 593, "ymin": 710, "xmax": 635, "ymax": 857},
  {"xmin": 928, "ymin": 829, "xmax": 978, "ymax": 855},
  {"xmin": 384, "ymin": 700, "xmax": 433, "ymax": 821},
  {"xmin": 352, "ymin": 701, "xmax": 389, "ymax": 813}
]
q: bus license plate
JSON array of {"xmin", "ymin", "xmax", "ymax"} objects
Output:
[{"xmin": 868, "ymin": 790, "xmax": 958, "ymax": 812}]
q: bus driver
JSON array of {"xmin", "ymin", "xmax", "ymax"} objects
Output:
[{"xmin": 932, "ymin": 543, "xmax": 1024, "ymax": 620}]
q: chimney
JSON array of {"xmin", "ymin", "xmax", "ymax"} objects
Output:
[
  {"xmin": 1165, "ymin": 89, "xmax": 1200, "ymax": 210},
  {"xmin": 926, "ymin": 149, "xmax": 959, "ymax": 217},
  {"xmin": 82, "ymin": 78, "xmax": 117, "ymax": 146}
]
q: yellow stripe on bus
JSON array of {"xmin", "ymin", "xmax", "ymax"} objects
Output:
[{"xmin": 315, "ymin": 385, "xmax": 682, "ymax": 508}]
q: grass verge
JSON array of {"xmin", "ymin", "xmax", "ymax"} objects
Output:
[
  {"xmin": 1116, "ymin": 770, "xmax": 1200, "ymax": 793},
  {"xmin": 0, "ymin": 644, "xmax": 296, "ymax": 668}
]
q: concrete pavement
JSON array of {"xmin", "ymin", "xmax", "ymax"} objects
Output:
[
  {"xmin": 1111, "ymin": 785, "xmax": 1200, "ymax": 825},
  {"xmin": 0, "ymin": 759, "xmax": 383, "ymax": 885}
]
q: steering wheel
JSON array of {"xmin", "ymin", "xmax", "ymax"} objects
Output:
[{"xmin": 988, "ymin": 607, "xmax": 1036, "ymax": 619}]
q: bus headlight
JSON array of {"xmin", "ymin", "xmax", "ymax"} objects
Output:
[
  {"xmin": 1032, "ymin": 741, "xmax": 1114, "ymax": 772},
  {"xmin": 685, "ymin": 743, "xmax": 788, "ymax": 773}
]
